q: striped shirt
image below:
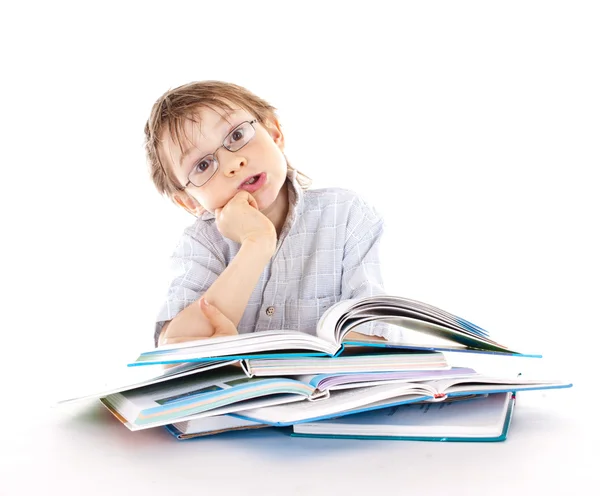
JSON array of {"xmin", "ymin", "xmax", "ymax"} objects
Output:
[{"xmin": 154, "ymin": 169, "xmax": 391, "ymax": 346}]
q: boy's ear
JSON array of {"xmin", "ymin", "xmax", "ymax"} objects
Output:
[
  {"xmin": 173, "ymin": 192, "xmax": 207, "ymax": 217},
  {"xmin": 263, "ymin": 117, "xmax": 285, "ymax": 151}
]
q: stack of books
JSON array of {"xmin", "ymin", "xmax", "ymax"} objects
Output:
[{"xmin": 60, "ymin": 296, "xmax": 571, "ymax": 442}]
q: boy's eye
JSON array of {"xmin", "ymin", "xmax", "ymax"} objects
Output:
[
  {"xmin": 222, "ymin": 121, "xmax": 256, "ymax": 151},
  {"xmin": 194, "ymin": 158, "xmax": 211, "ymax": 173},
  {"xmin": 230, "ymin": 128, "xmax": 244, "ymax": 142}
]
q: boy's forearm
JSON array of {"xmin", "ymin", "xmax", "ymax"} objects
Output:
[
  {"xmin": 203, "ymin": 239, "xmax": 274, "ymax": 326},
  {"xmin": 157, "ymin": 239, "xmax": 274, "ymax": 345}
]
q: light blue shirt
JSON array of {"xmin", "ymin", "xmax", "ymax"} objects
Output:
[{"xmin": 155, "ymin": 169, "xmax": 390, "ymax": 345}]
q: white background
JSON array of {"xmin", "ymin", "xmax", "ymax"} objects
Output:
[{"xmin": 0, "ymin": 1, "xmax": 598, "ymax": 493}]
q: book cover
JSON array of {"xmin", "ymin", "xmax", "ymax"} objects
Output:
[{"xmin": 291, "ymin": 392, "xmax": 516, "ymax": 442}]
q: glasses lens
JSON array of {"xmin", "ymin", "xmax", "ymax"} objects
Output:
[
  {"xmin": 224, "ymin": 121, "xmax": 256, "ymax": 152},
  {"xmin": 189, "ymin": 155, "xmax": 218, "ymax": 187}
]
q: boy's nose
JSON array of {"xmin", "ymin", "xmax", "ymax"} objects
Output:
[{"xmin": 221, "ymin": 154, "xmax": 247, "ymax": 177}]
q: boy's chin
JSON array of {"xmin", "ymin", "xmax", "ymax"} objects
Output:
[{"xmin": 258, "ymin": 190, "xmax": 286, "ymax": 215}]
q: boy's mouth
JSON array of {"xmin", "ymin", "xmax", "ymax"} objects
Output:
[{"xmin": 238, "ymin": 173, "xmax": 266, "ymax": 192}]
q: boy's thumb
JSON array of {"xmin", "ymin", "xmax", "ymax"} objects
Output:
[{"xmin": 199, "ymin": 297, "xmax": 238, "ymax": 337}]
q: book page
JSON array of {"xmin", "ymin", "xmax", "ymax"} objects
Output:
[
  {"xmin": 330, "ymin": 295, "xmax": 532, "ymax": 354},
  {"xmin": 293, "ymin": 393, "xmax": 512, "ymax": 438},
  {"xmin": 171, "ymin": 414, "xmax": 264, "ymax": 434},
  {"xmin": 312, "ymin": 367, "xmax": 477, "ymax": 391},
  {"xmin": 235, "ymin": 382, "xmax": 436, "ymax": 425},
  {"xmin": 316, "ymin": 298, "xmax": 359, "ymax": 344},
  {"xmin": 433, "ymin": 376, "xmax": 572, "ymax": 395},
  {"xmin": 58, "ymin": 360, "xmax": 237, "ymax": 404},
  {"xmin": 246, "ymin": 350, "xmax": 449, "ymax": 376},
  {"xmin": 106, "ymin": 367, "xmax": 318, "ymax": 428},
  {"xmin": 132, "ymin": 330, "xmax": 339, "ymax": 365},
  {"xmin": 341, "ymin": 313, "xmax": 511, "ymax": 352}
]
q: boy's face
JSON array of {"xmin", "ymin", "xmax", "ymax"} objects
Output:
[{"xmin": 160, "ymin": 105, "xmax": 287, "ymax": 216}]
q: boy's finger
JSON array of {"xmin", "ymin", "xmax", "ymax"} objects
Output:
[
  {"xmin": 243, "ymin": 192, "xmax": 258, "ymax": 210},
  {"xmin": 199, "ymin": 297, "xmax": 238, "ymax": 337},
  {"xmin": 233, "ymin": 191, "xmax": 258, "ymax": 210}
]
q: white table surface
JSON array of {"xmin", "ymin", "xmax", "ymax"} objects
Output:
[{"xmin": 1, "ymin": 383, "xmax": 594, "ymax": 496}]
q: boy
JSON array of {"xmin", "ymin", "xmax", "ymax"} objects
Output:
[{"xmin": 144, "ymin": 81, "xmax": 390, "ymax": 346}]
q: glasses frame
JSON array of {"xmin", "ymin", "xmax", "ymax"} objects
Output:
[{"xmin": 181, "ymin": 119, "xmax": 258, "ymax": 189}]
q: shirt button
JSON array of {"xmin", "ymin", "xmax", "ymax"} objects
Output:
[{"xmin": 266, "ymin": 306, "xmax": 275, "ymax": 317}]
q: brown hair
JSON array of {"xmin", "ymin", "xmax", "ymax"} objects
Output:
[{"xmin": 144, "ymin": 80, "xmax": 312, "ymax": 202}]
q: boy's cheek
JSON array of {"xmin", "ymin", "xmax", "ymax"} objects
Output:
[{"xmin": 187, "ymin": 194, "xmax": 211, "ymax": 215}]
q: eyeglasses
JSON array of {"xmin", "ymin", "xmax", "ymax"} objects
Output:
[{"xmin": 182, "ymin": 119, "xmax": 258, "ymax": 189}]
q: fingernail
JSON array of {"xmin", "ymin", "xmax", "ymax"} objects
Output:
[{"xmin": 201, "ymin": 297, "xmax": 212, "ymax": 307}]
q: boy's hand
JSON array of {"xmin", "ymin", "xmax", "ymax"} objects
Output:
[
  {"xmin": 159, "ymin": 297, "xmax": 238, "ymax": 346},
  {"xmin": 214, "ymin": 191, "xmax": 276, "ymax": 250}
]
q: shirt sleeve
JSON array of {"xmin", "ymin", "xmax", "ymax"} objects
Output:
[
  {"xmin": 154, "ymin": 229, "xmax": 227, "ymax": 346},
  {"xmin": 340, "ymin": 195, "xmax": 393, "ymax": 339}
]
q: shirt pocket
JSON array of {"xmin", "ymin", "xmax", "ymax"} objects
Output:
[{"xmin": 284, "ymin": 294, "xmax": 341, "ymax": 336}]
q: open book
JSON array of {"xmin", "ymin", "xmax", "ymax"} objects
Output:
[
  {"xmin": 100, "ymin": 366, "xmax": 478, "ymax": 431},
  {"xmin": 99, "ymin": 364, "xmax": 569, "ymax": 431},
  {"xmin": 130, "ymin": 295, "xmax": 539, "ymax": 366},
  {"xmin": 291, "ymin": 392, "xmax": 516, "ymax": 442},
  {"xmin": 233, "ymin": 375, "xmax": 569, "ymax": 426},
  {"xmin": 59, "ymin": 350, "xmax": 450, "ymax": 406}
]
